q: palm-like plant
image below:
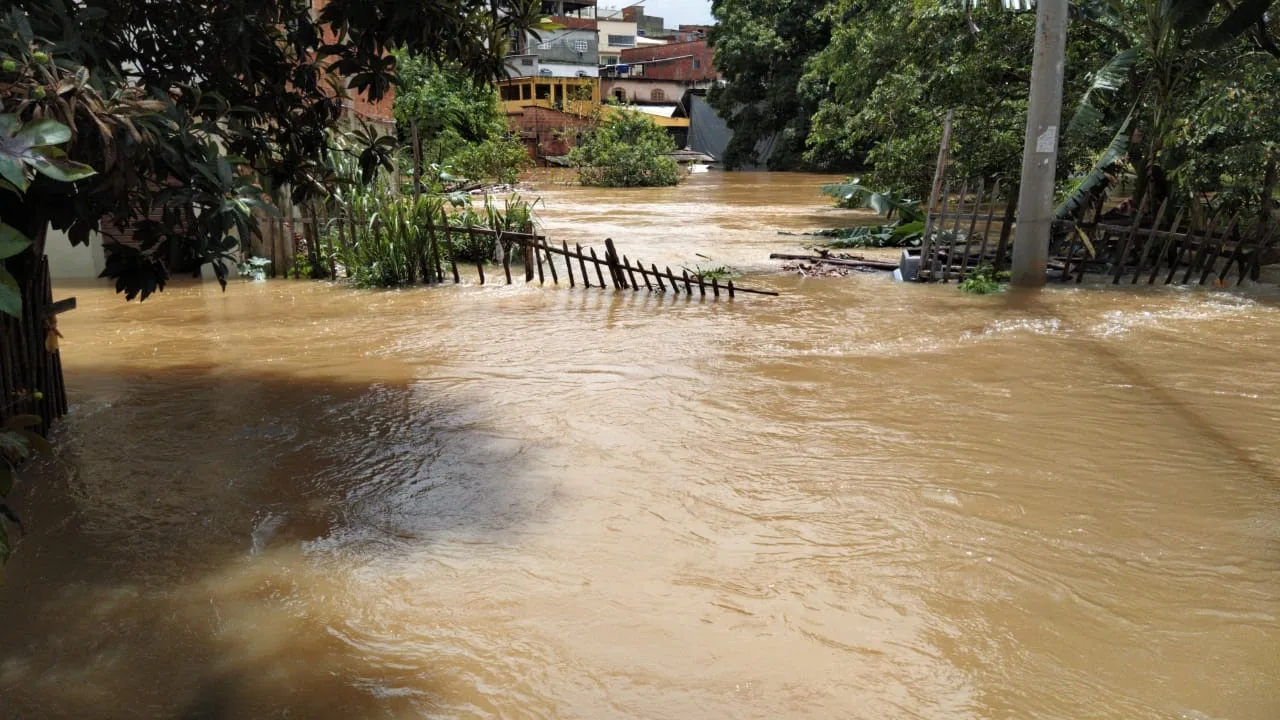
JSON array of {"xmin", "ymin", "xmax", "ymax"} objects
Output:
[{"xmin": 1057, "ymin": 0, "xmax": 1278, "ymax": 218}]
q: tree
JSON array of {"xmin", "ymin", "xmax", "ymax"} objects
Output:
[
  {"xmin": 1058, "ymin": 0, "xmax": 1280, "ymax": 218},
  {"xmin": 708, "ymin": 0, "xmax": 833, "ymax": 170},
  {"xmin": 569, "ymin": 111, "xmax": 681, "ymax": 187},
  {"xmin": 0, "ymin": 0, "xmax": 543, "ymax": 301},
  {"xmin": 393, "ymin": 54, "xmax": 531, "ymax": 185}
]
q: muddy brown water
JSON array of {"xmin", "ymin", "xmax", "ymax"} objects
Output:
[{"xmin": 1, "ymin": 172, "xmax": 1278, "ymax": 719}]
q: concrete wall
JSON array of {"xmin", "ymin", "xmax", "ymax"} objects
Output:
[
  {"xmin": 45, "ymin": 226, "xmax": 106, "ymax": 281},
  {"xmin": 601, "ymin": 79, "xmax": 686, "ymax": 105}
]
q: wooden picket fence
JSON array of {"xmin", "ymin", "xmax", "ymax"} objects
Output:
[
  {"xmin": 433, "ymin": 226, "xmax": 778, "ymax": 299},
  {"xmin": 916, "ymin": 177, "xmax": 1276, "ymax": 286}
]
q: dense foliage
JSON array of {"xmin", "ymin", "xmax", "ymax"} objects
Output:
[
  {"xmin": 711, "ymin": 0, "xmax": 1280, "ymax": 222},
  {"xmin": 394, "ymin": 54, "xmax": 530, "ymax": 185},
  {"xmin": 707, "ymin": 0, "xmax": 831, "ymax": 170},
  {"xmin": 0, "ymin": 0, "xmax": 541, "ymax": 301},
  {"xmin": 569, "ymin": 111, "xmax": 681, "ymax": 187}
]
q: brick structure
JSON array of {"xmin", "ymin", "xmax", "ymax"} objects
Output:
[
  {"xmin": 618, "ymin": 40, "xmax": 719, "ymax": 84},
  {"xmin": 311, "ymin": 0, "xmax": 395, "ymax": 126}
]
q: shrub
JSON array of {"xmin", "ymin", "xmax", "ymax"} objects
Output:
[{"xmin": 570, "ymin": 111, "xmax": 680, "ymax": 188}]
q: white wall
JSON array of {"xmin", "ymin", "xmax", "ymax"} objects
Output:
[
  {"xmin": 45, "ymin": 226, "xmax": 107, "ymax": 281},
  {"xmin": 538, "ymin": 61, "xmax": 599, "ymax": 78},
  {"xmin": 598, "ymin": 19, "xmax": 638, "ymax": 62}
]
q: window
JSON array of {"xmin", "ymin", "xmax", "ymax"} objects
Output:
[
  {"xmin": 521, "ymin": 57, "xmax": 534, "ymax": 66},
  {"xmin": 537, "ymin": 41, "xmax": 553, "ymax": 50},
  {"xmin": 536, "ymin": 84, "xmax": 551, "ymax": 100},
  {"xmin": 521, "ymin": 84, "xmax": 532, "ymax": 100},
  {"xmin": 693, "ymin": 58, "xmax": 702, "ymax": 70},
  {"xmin": 631, "ymin": 63, "xmax": 643, "ymax": 76},
  {"xmin": 608, "ymin": 34, "xmax": 635, "ymax": 48},
  {"xmin": 651, "ymin": 89, "xmax": 666, "ymax": 102},
  {"xmin": 572, "ymin": 39, "xmax": 589, "ymax": 53},
  {"xmin": 613, "ymin": 88, "xmax": 626, "ymax": 103},
  {"xmin": 605, "ymin": 56, "xmax": 619, "ymax": 65},
  {"xmin": 500, "ymin": 85, "xmax": 521, "ymax": 101}
]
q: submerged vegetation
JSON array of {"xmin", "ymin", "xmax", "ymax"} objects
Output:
[
  {"xmin": 958, "ymin": 265, "xmax": 1011, "ymax": 295},
  {"xmin": 817, "ymin": 179, "xmax": 925, "ymax": 248},
  {"xmin": 570, "ymin": 111, "xmax": 681, "ymax": 188}
]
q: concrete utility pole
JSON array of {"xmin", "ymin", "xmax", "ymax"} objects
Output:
[{"xmin": 1011, "ymin": 0, "xmax": 1068, "ymax": 288}]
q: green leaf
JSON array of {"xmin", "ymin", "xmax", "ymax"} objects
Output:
[
  {"xmin": 0, "ymin": 463, "xmax": 13, "ymax": 496},
  {"xmin": 0, "ymin": 155, "xmax": 28, "ymax": 193},
  {"xmin": 0, "ymin": 432, "xmax": 29, "ymax": 460},
  {"xmin": 0, "ymin": 115, "xmax": 20, "ymax": 138},
  {"xmin": 0, "ymin": 266, "xmax": 19, "ymax": 317},
  {"xmin": 0, "ymin": 223, "xmax": 31, "ymax": 260},
  {"xmin": 1193, "ymin": 0, "xmax": 1275, "ymax": 49},
  {"xmin": 1056, "ymin": 110, "xmax": 1135, "ymax": 220},
  {"xmin": 1164, "ymin": 0, "xmax": 1218, "ymax": 30},
  {"xmin": 27, "ymin": 153, "xmax": 96, "ymax": 183},
  {"xmin": 14, "ymin": 119, "xmax": 73, "ymax": 150},
  {"xmin": 1066, "ymin": 46, "xmax": 1141, "ymax": 138}
]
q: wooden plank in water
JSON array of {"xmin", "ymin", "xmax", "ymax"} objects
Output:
[
  {"xmin": 1149, "ymin": 208, "xmax": 1187, "ymax": 284},
  {"xmin": 623, "ymin": 255, "xmax": 640, "ymax": 291},
  {"xmin": 590, "ymin": 247, "xmax": 608, "ymax": 288},
  {"xmin": 927, "ymin": 179, "xmax": 953, "ymax": 280},
  {"xmin": 696, "ymin": 272, "xmax": 707, "ymax": 297},
  {"xmin": 1219, "ymin": 221, "xmax": 1257, "ymax": 285},
  {"xmin": 681, "ymin": 270, "xmax": 693, "ymax": 294},
  {"xmin": 919, "ymin": 108, "xmax": 954, "ymax": 283},
  {"xmin": 562, "ymin": 241, "xmax": 576, "ymax": 287},
  {"xmin": 1241, "ymin": 226, "xmax": 1277, "ymax": 285},
  {"xmin": 44, "ymin": 298, "xmax": 77, "ymax": 317},
  {"xmin": 728, "ymin": 280, "xmax": 736, "ymax": 299},
  {"xmin": 578, "ymin": 244, "xmax": 591, "ymax": 288},
  {"xmin": 976, "ymin": 180, "xmax": 1001, "ymax": 268},
  {"xmin": 477, "ymin": 258, "xmax": 485, "ymax": 285},
  {"xmin": 1168, "ymin": 211, "xmax": 1218, "ymax": 285},
  {"xmin": 652, "ymin": 263, "xmax": 667, "ymax": 291},
  {"xmin": 534, "ymin": 241, "xmax": 545, "ymax": 284},
  {"xmin": 993, "ymin": 191, "xmax": 1017, "ymax": 272},
  {"xmin": 711, "ymin": 277, "xmax": 721, "ymax": 297},
  {"xmin": 1111, "ymin": 195, "xmax": 1150, "ymax": 283},
  {"xmin": 942, "ymin": 179, "xmax": 970, "ymax": 282},
  {"xmin": 1130, "ymin": 200, "xmax": 1172, "ymax": 284},
  {"xmin": 543, "ymin": 240, "xmax": 560, "ymax": 284},
  {"xmin": 604, "ymin": 239, "xmax": 624, "ymax": 289},
  {"xmin": 958, "ymin": 179, "xmax": 984, "ymax": 279},
  {"xmin": 633, "ymin": 257, "xmax": 652, "ymax": 290},
  {"xmin": 1187, "ymin": 212, "xmax": 1239, "ymax": 283},
  {"xmin": 1198, "ymin": 213, "xmax": 1239, "ymax": 284},
  {"xmin": 502, "ymin": 239, "xmax": 513, "ymax": 284}
]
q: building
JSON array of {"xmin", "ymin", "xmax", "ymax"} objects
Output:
[
  {"xmin": 505, "ymin": 1, "xmax": 600, "ymax": 79},
  {"xmin": 596, "ymin": 6, "xmax": 638, "ymax": 66},
  {"xmin": 601, "ymin": 39, "xmax": 720, "ymax": 105},
  {"xmin": 621, "ymin": 6, "xmax": 666, "ymax": 37}
]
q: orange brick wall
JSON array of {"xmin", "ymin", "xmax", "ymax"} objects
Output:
[{"xmin": 311, "ymin": 0, "xmax": 396, "ymax": 124}]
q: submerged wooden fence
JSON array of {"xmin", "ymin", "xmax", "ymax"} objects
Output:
[
  {"xmin": 424, "ymin": 226, "xmax": 777, "ymax": 299},
  {"xmin": 916, "ymin": 178, "xmax": 1276, "ymax": 286}
]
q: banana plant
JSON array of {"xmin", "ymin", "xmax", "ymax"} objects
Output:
[
  {"xmin": 0, "ymin": 115, "xmax": 95, "ymax": 316},
  {"xmin": 1056, "ymin": 0, "xmax": 1277, "ymax": 218}
]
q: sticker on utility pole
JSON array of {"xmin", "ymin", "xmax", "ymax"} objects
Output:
[{"xmin": 1036, "ymin": 126, "xmax": 1058, "ymax": 153}]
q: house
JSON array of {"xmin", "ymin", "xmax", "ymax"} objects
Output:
[
  {"xmin": 600, "ymin": 39, "xmax": 720, "ymax": 105},
  {"xmin": 505, "ymin": 1, "xmax": 601, "ymax": 80}
]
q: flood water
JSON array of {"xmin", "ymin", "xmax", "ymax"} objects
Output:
[{"xmin": 2, "ymin": 172, "xmax": 1279, "ymax": 719}]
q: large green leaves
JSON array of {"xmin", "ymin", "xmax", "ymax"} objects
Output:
[
  {"xmin": 1056, "ymin": 110, "xmax": 1135, "ymax": 219},
  {"xmin": 0, "ymin": 114, "xmax": 96, "ymax": 193},
  {"xmin": 1066, "ymin": 46, "xmax": 1141, "ymax": 138}
]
